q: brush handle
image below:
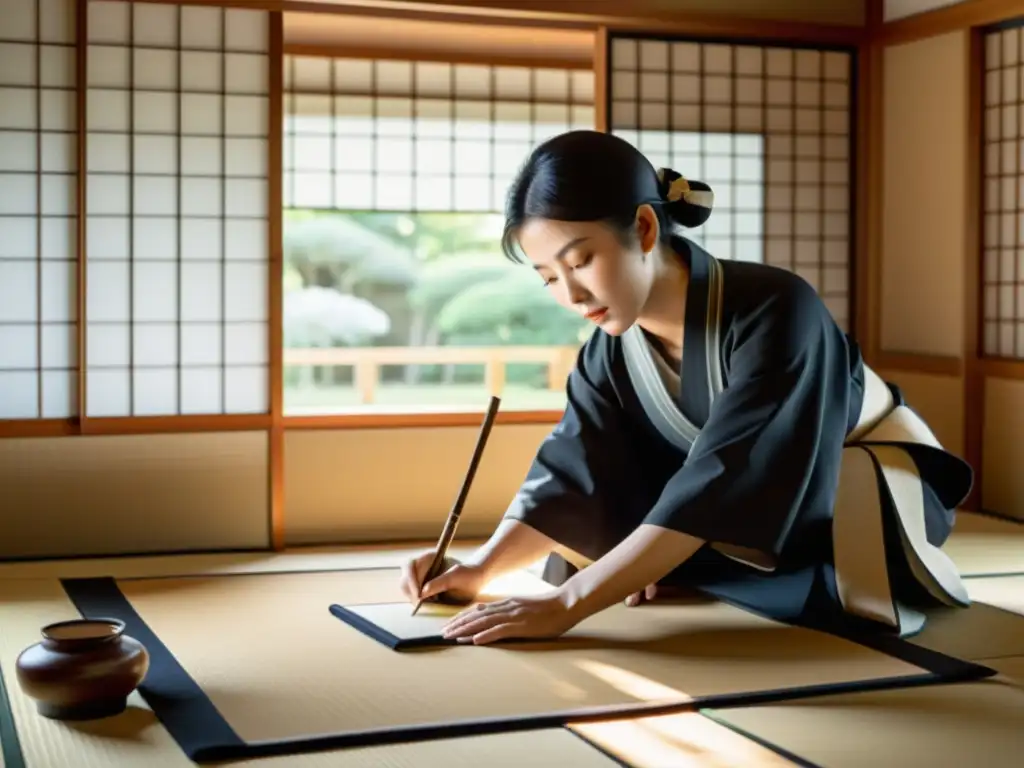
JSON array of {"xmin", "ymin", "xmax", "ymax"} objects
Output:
[{"xmin": 412, "ymin": 395, "xmax": 501, "ymax": 612}]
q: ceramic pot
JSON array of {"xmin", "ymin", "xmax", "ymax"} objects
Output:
[{"xmin": 15, "ymin": 618, "xmax": 149, "ymax": 721}]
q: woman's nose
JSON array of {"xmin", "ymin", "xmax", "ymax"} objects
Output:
[{"xmin": 563, "ymin": 277, "xmax": 589, "ymax": 306}]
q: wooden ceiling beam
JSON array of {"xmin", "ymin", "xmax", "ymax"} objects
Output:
[
  {"xmin": 126, "ymin": 0, "xmax": 866, "ymax": 46},
  {"xmin": 881, "ymin": 0, "xmax": 1022, "ymax": 45},
  {"xmin": 282, "ymin": 11, "xmax": 595, "ymax": 68},
  {"xmin": 108, "ymin": 0, "xmax": 1024, "ymax": 47}
]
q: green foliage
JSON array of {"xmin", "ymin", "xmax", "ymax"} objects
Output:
[
  {"xmin": 335, "ymin": 211, "xmax": 503, "ymax": 262},
  {"xmin": 281, "ymin": 208, "xmax": 586, "ymax": 370},
  {"xmin": 283, "ymin": 212, "xmax": 418, "ymax": 287},
  {"xmin": 407, "ymin": 253, "xmax": 514, "ymax": 314},
  {"xmin": 435, "ymin": 267, "xmax": 587, "ymax": 346}
]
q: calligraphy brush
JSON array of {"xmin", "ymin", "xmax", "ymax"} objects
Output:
[{"xmin": 411, "ymin": 395, "xmax": 501, "ymax": 616}]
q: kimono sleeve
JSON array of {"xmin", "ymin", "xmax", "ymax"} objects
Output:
[
  {"xmin": 502, "ymin": 336, "xmax": 635, "ymax": 561},
  {"xmin": 642, "ymin": 277, "xmax": 852, "ymax": 558}
]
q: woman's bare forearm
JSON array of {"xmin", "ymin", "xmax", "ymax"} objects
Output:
[
  {"xmin": 464, "ymin": 518, "xmax": 558, "ymax": 578},
  {"xmin": 557, "ymin": 524, "xmax": 705, "ymax": 619}
]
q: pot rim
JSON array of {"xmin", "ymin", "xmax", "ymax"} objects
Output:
[{"xmin": 41, "ymin": 618, "xmax": 127, "ymax": 644}]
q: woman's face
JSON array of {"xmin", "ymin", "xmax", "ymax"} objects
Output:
[{"xmin": 515, "ymin": 207, "xmax": 659, "ymax": 336}]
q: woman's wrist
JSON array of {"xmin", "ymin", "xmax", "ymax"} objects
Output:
[
  {"xmin": 464, "ymin": 518, "xmax": 556, "ymax": 579},
  {"xmin": 552, "ymin": 581, "xmax": 591, "ymax": 625}
]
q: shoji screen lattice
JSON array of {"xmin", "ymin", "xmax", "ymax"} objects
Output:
[
  {"xmin": 982, "ymin": 23, "xmax": 1024, "ymax": 359},
  {"xmin": 85, "ymin": 0, "xmax": 271, "ymax": 417},
  {"xmin": 282, "ymin": 55, "xmax": 595, "ymax": 213},
  {"xmin": 0, "ymin": 0, "xmax": 78, "ymax": 419},
  {"xmin": 607, "ymin": 36, "xmax": 854, "ymax": 331}
]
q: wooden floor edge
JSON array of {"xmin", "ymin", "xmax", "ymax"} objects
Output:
[
  {"xmin": 0, "ymin": 538, "xmax": 492, "ymax": 580},
  {"xmin": 0, "ymin": 419, "xmax": 78, "ymax": 438},
  {"xmin": 0, "ymin": 410, "xmax": 564, "ymax": 439}
]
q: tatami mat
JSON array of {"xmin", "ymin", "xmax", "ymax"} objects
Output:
[
  {"xmin": 0, "ymin": 574, "xmax": 625, "ymax": 768},
  {"xmin": 328, "ymin": 591, "xmax": 955, "ymax": 704},
  {"xmin": 0, "ymin": 695, "xmax": 623, "ymax": 768},
  {"xmin": 52, "ymin": 567, "xmax": 993, "ymax": 762},
  {"xmin": 906, "ymin": 574, "xmax": 1024, "ymax": 662},
  {"xmin": 988, "ymin": 656, "xmax": 1024, "ymax": 686},
  {"xmin": 946, "ymin": 512, "xmax": 1024, "ymax": 576},
  {"xmin": 698, "ymin": 677, "xmax": 1024, "ymax": 768},
  {"xmin": 570, "ymin": 711, "xmax": 796, "ymax": 767},
  {"xmin": 967, "ymin": 575, "xmax": 1024, "ymax": 616},
  {"xmin": 2, "ymin": 528, "xmax": 1020, "ymax": 768},
  {"xmin": 908, "ymin": 599, "xmax": 1024, "ymax": 660},
  {"xmin": 904, "ymin": 515, "xmax": 1024, "ymax": 662}
]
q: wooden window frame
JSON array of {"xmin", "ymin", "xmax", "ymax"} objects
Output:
[{"xmin": 277, "ymin": 43, "xmax": 595, "ymax": 428}]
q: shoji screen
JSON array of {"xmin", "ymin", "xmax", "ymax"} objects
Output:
[
  {"xmin": 282, "ymin": 54, "xmax": 595, "ymax": 212},
  {"xmin": 0, "ymin": 0, "xmax": 78, "ymax": 419},
  {"xmin": 85, "ymin": 0, "xmax": 271, "ymax": 417},
  {"xmin": 607, "ymin": 35, "xmax": 855, "ymax": 331},
  {"xmin": 982, "ymin": 23, "xmax": 1024, "ymax": 359}
]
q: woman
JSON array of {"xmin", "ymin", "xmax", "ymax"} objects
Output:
[{"xmin": 399, "ymin": 130, "xmax": 973, "ymax": 645}]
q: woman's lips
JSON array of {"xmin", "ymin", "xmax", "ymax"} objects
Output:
[{"xmin": 585, "ymin": 307, "xmax": 608, "ymax": 322}]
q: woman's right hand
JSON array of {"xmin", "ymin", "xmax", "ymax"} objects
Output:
[{"xmin": 399, "ymin": 552, "xmax": 491, "ymax": 606}]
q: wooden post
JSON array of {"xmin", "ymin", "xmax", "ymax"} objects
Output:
[
  {"xmin": 485, "ymin": 353, "xmax": 505, "ymax": 397},
  {"xmin": 355, "ymin": 361, "xmax": 378, "ymax": 404}
]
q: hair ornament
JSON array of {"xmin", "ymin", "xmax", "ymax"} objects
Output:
[
  {"xmin": 656, "ymin": 167, "xmax": 715, "ymax": 210},
  {"xmin": 654, "ymin": 167, "xmax": 714, "ymax": 228}
]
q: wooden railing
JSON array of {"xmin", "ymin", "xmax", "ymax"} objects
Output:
[{"xmin": 283, "ymin": 345, "xmax": 580, "ymax": 404}]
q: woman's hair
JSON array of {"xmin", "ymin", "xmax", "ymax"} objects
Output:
[{"xmin": 500, "ymin": 130, "xmax": 714, "ymax": 262}]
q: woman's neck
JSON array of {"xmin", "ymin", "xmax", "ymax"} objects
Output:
[{"xmin": 636, "ymin": 242, "xmax": 689, "ymax": 359}]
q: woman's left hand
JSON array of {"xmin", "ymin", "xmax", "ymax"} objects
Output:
[{"xmin": 441, "ymin": 591, "xmax": 579, "ymax": 645}]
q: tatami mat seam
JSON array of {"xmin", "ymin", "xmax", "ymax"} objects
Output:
[
  {"xmin": 115, "ymin": 565, "xmax": 399, "ymax": 583},
  {"xmin": 562, "ymin": 729, "xmax": 635, "ymax": 768},
  {"xmin": 954, "ymin": 599, "xmax": 1024, "ymax": 659},
  {"xmin": 0, "ymin": 664, "xmax": 25, "ymax": 768},
  {"xmin": 698, "ymin": 710, "xmax": 822, "ymax": 768},
  {"xmin": 964, "ymin": 572, "xmax": 1024, "ymax": 579}
]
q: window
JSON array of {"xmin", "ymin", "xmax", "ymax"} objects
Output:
[
  {"xmin": 982, "ymin": 23, "xmax": 1024, "ymax": 359},
  {"xmin": 0, "ymin": 0, "xmax": 77, "ymax": 419},
  {"xmin": 0, "ymin": 0, "xmax": 274, "ymax": 423},
  {"xmin": 282, "ymin": 54, "xmax": 595, "ymax": 414},
  {"xmin": 609, "ymin": 36, "xmax": 854, "ymax": 331},
  {"xmin": 83, "ymin": 1, "xmax": 272, "ymax": 417}
]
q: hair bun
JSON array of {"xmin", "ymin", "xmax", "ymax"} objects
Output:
[{"xmin": 655, "ymin": 168, "xmax": 714, "ymax": 228}]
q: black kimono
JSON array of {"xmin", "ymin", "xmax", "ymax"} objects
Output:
[{"xmin": 505, "ymin": 236, "xmax": 974, "ymax": 637}]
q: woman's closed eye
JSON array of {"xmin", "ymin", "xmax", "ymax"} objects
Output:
[
  {"xmin": 570, "ymin": 252, "xmax": 594, "ymax": 270},
  {"xmin": 538, "ymin": 253, "xmax": 594, "ymax": 286}
]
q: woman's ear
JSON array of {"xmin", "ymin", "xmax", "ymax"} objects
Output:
[{"xmin": 635, "ymin": 204, "xmax": 659, "ymax": 255}]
